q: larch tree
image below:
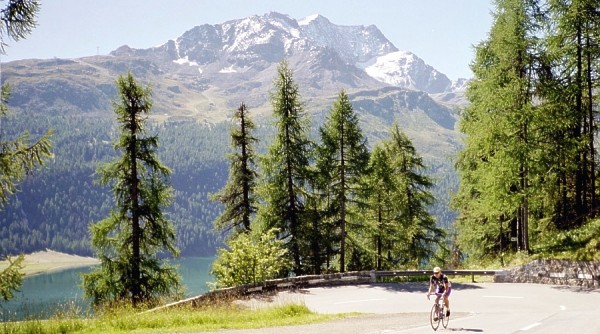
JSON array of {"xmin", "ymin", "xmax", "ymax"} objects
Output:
[
  {"xmin": 257, "ymin": 60, "xmax": 312, "ymax": 275},
  {"xmin": 316, "ymin": 89, "xmax": 370, "ymax": 272},
  {"xmin": 0, "ymin": 0, "xmax": 50, "ymax": 303},
  {"xmin": 0, "ymin": 0, "xmax": 50, "ymax": 206},
  {"xmin": 363, "ymin": 144, "xmax": 397, "ymax": 270},
  {"xmin": 453, "ymin": 0, "xmax": 541, "ymax": 258},
  {"xmin": 543, "ymin": 0, "xmax": 600, "ymax": 227},
  {"xmin": 82, "ymin": 72, "xmax": 181, "ymax": 307},
  {"xmin": 385, "ymin": 124, "xmax": 444, "ymax": 268},
  {"xmin": 211, "ymin": 102, "xmax": 258, "ymax": 235}
]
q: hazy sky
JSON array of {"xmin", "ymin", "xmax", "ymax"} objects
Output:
[{"xmin": 0, "ymin": 0, "xmax": 495, "ymax": 79}]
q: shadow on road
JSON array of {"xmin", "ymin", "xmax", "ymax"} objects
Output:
[
  {"xmin": 349, "ymin": 282, "xmax": 486, "ymax": 293},
  {"xmin": 551, "ymin": 285, "xmax": 600, "ymax": 294},
  {"xmin": 445, "ymin": 327, "xmax": 484, "ymax": 332}
]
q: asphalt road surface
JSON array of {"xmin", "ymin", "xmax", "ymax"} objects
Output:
[{"xmin": 196, "ymin": 282, "xmax": 600, "ymax": 334}]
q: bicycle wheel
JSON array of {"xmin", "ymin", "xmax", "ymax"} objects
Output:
[
  {"xmin": 441, "ymin": 304, "xmax": 449, "ymax": 328},
  {"xmin": 430, "ymin": 303, "xmax": 440, "ymax": 331}
]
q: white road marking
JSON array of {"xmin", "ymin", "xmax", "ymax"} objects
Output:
[
  {"xmin": 334, "ymin": 298, "xmax": 387, "ymax": 305},
  {"xmin": 520, "ymin": 322, "xmax": 542, "ymax": 331},
  {"xmin": 482, "ymin": 295, "xmax": 524, "ymax": 299}
]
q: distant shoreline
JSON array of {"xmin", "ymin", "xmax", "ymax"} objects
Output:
[{"xmin": 0, "ymin": 249, "xmax": 99, "ymax": 276}]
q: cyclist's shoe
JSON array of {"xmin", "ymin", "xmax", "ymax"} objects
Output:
[
  {"xmin": 446, "ymin": 310, "xmax": 451, "ymax": 317},
  {"xmin": 433, "ymin": 316, "xmax": 439, "ymax": 321}
]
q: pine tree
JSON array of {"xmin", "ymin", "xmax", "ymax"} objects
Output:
[
  {"xmin": 83, "ymin": 72, "xmax": 181, "ymax": 307},
  {"xmin": 316, "ymin": 89, "xmax": 370, "ymax": 272},
  {"xmin": 257, "ymin": 61, "xmax": 312, "ymax": 274},
  {"xmin": 211, "ymin": 103, "xmax": 258, "ymax": 235}
]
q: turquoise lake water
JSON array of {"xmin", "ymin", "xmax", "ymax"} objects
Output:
[{"xmin": 0, "ymin": 257, "xmax": 214, "ymax": 321}]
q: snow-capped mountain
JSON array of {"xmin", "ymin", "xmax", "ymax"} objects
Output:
[
  {"xmin": 112, "ymin": 12, "xmax": 462, "ymax": 95},
  {"xmin": 4, "ymin": 11, "xmax": 465, "ymax": 140},
  {"xmin": 358, "ymin": 51, "xmax": 453, "ymax": 94}
]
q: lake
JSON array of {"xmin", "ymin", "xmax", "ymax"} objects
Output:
[{"xmin": 0, "ymin": 257, "xmax": 214, "ymax": 321}]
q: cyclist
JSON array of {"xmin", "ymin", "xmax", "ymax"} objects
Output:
[{"xmin": 427, "ymin": 266, "xmax": 451, "ymax": 319}]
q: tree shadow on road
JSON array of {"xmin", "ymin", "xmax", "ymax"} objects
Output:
[
  {"xmin": 551, "ymin": 285, "xmax": 600, "ymax": 294},
  {"xmin": 352, "ymin": 282, "xmax": 486, "ymax": 293}
]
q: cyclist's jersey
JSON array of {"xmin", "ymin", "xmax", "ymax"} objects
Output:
[{"xmin": 430, "ymin": 274, "xmax": 449, "ymax": 293}]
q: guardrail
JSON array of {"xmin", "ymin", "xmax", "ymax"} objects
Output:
[
  {"xmin": 148, "ymin": 269, "xmax": 503, "ymax": 312},
  {"xmin": 375, "ymin": 269, "xmax": 502, "ymax": 283}
]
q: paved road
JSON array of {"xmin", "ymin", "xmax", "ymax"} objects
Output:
[{"xmin": 197, "ymin": 282, "xmax": 600, "ymax": 333}]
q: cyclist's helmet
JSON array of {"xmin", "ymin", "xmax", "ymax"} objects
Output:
[{"xmin": 433, "ymin": 266, "xmax": 441, "ymax": 274}]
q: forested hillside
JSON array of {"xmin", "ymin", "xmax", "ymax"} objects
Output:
[{"xmin": 0, "ymin": 108, "xmax": 457, "ymax": 257}]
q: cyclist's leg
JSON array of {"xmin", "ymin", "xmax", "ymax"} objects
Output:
[{"xmin": 444, "ymin": 287, "xmax": 452, "ymax": 316}]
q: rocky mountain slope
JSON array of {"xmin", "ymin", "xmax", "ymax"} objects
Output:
[{"xmin": 3, "ymin": 12, "xmax": 464, "ymax": 159}]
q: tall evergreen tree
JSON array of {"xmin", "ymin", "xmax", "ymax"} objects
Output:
[
  {"xmin": 0, "ymin": 0, "xmax": 50, "ymax": 207},
  {"xmin": 316, "ymin": 89, "xmax": 370, "ymax": 272},
  {"xmin": 543, "ymin": 0, "xmax": 600, "ymax": 226},
  {"xmin": 386, "ymin": 124, "xmax": 444, "ymax": 268},
  {"xmin": 257, "ymin": 61, "xmax": 312, "ymax": 274},
  {"xmin": 453, "ymin": 0, "xmax": 540, "ymax": 258},
  {"xmin": 211, "ymin": 103, "xmax": 258, "ymax": 235},
  {"xmin": 83, "ymin": 72, "xmax": 181, "ymax": 307},
  {"xmin": 363, "ymin": 144, "xmax": 397, "ymax": 270},
  {"xmin": 0, "ymin": 1, "xmax": 48, "ymax": 301}
]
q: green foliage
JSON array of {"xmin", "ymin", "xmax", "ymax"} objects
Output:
[
  {"xmin": 0, "ymin": 254, "xmax": 24, "ymax": 302},
  {"xmin": 83, "ymin": 72, "xmax": 181, "ymax": 307},
  {"xmin": 364, "ymin": 123, "xmax": 445, "ymax": 270},
  {"xmin": 316, "ymin": 89, "xmax": 371, "ymax": 272},
  {"xmin": 210, "ymin": 228, "xmax": 289, "ymax": 288},
  {"xmin": 531, "ymin": 218, "xmax": 600, "ymax": 260},
  {"xmin": 0, "ymin": 0, "xmax": 39, "ymax": 54},
  {"xmin": 0, "ymin": 83, "xmax": 53, "ymax": 207},
  {"xmin": 257, "ymin": 60, "xmax": 312, "ymax": 274},
  {"xmin": 210, "ymin": 103, "xmax": 258, "ymax": 235}
]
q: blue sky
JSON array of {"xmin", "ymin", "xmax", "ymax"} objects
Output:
[{"xmin": 0, "ymin": 0, "xmax": 494, "ymax": 79}]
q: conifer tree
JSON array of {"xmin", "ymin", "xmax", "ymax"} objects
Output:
[
  {"xmin": 0, "ymin": 0, "xmax": 50, "ymax": 207},
  {"xmin": 363, "ymin": 145, "xmax": 396, "ymax": 270},
  {"xmin": 543, "ymin": 0, "xmax": 600, "ymax": 226},
  {"xmin": 0, "ymin": 0, "xmax": 47, "ymax": 302},
  {"xmin": 0, "ymin": 254, "xmax": 24, "ymax": 302},
  {"xmin": 453, "ymin": 0, "xmax": 540, "ymax": 257},
  {"xmin": 385, "ymin": 124, "xmax": 444, "ymax": 268},
  {"xmin": 211, "ymin": 103, "xmax": 258, "ymax": 234},
  {"xmin": 316, "ymin": 89, "xmax": 370, "ymax": 272},
  {"xmin": 83, "ymin": 72, "xmax": 181, "ymax": 306},
  {"xmin": 257, "ymin": 61, "xmax": 312, "ymax": 274}
]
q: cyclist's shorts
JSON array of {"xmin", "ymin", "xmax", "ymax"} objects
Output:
[{"xmin": 437, "ymin": 286, "xmax": 452, "ymax": 296}]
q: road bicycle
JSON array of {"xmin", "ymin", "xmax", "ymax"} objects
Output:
[{"xmin": 427, "ymin": 292, "xmax": 449, "ymax": 331}]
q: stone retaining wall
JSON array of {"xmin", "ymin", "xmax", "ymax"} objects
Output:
[{"xmin": 494, "ymin": 259, "xmax": 600, "ymax": 288}]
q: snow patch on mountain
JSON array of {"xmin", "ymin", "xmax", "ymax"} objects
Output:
[
  {"xmin": 173, "ymin": 56, "xmax": 199, "ymax": 67},
  {"xmin": 358, "ymin": 51, "xmax": 452, "ymax": 94}
]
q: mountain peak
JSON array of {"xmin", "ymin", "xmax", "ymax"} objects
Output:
[{"xmin": 298, "ymin": 14, "xmax": 329, "ymax": 26}]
